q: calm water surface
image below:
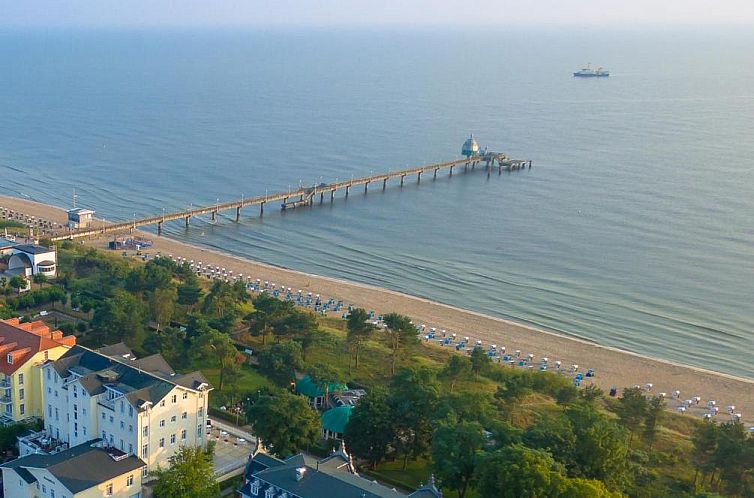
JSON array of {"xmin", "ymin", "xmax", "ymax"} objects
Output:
[{"xmin": 1, "ymin": 27, "xmax": 753, "ymax": 377}]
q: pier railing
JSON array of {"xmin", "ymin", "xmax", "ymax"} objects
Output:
[{"xmin": 51, "ymin": 154, "xmax": 530, "ymax": 241}]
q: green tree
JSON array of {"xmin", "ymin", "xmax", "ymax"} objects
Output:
[
  {"xmin": 476, "ymin": 445, "xmax": 560, "ymax": 498},
  {"xmin": 346, "ymin": 308, "xmax": 375, "ymax": 370},
  {"xmin": 177, "ymin": 275, "xmax": 203, "ymax": 312},
  {"xmin": 247, "ymin": 391, "xmax": 320, "ymax": 457},
  {"xmin": 282, "ymin": 310, "xmax": 320, "ymax": 360},
  {"xmin": 9, "ymin": 275, "xmax": 26, "ymax": 294},
  {"xmin": 151, "ymin": 445, "xmax": 218, "ymax": 498},
  {"xmin": 191, "ymin": 328, "xmax": 242, "ymax": 391},
  {"xmin": 257, "ymin": 341, "xmax": 304, "ymax": 386},
  {"xmin": 642, "ymin": 395, "xmax": 666, "ymax": 451},
  {"xmin": 389, "ymin": 366, "xmax": 439, "ymax": 469},
  {"xmin": 431, "ymin": 418, "xmax": 485, "ymax": 498},
  {"xmin": 692, "ymin": 420, "xmax": 719, "ymax": 490},
  {"xmin": 382, "ymin": 312, "xmax": 419, "ymax": 375},
  {"xmin": 32, "ymin": 273, "xmax": 48, "ymax": 288},
  {"xmin": 91, "ymin": 290, "xmax": 149, "ymax": 348},
  {"xmin": 565, "ymin": 402, "xmax": 630, "ymax": 490},
  {"xmin": 344, "ymin": 388, "xmax": 394, "ymax": 469},
  {"xmin": 615, "ymin": 387, "xmax": 648, "ymax": 445},
  {"xmin": 713, "ymin": 421, "xmax": 751, "ymax": 494},
  {"xmin": 552, "ymin": 476, "xmax": 624, "ymax": 498},
  {"xmin": 523, "ymin": 413, "xmax": 576, "ymax": 465},
  {"xmin": 440, "ymin": 355, "xmax": 472, "ymax": 392},
  {"xmin": 246, "ymin": 293, "xmax": 296, "ymax": 345},
  {"xmin": 470, "ymin": 347, "xmax": 490, "ymax": 377},
  {"xmin": 150, "ymin": 286, "xmax": 177, "ymax": 331}
]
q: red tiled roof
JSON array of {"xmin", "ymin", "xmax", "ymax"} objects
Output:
[{"xmin": 0, "ymin": 318, "xmax": 76, "ymax": 375}]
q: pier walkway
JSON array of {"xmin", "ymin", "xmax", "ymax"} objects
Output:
[{"xmin": 51, "ymin": 153, "xmax": 530, "ymax": 241}]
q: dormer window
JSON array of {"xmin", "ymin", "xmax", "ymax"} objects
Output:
[
  {"xmin": 250, "ymin": 481, "xmax": 259, "ymax": 496},
  {"xmin": 264, "ymin": 487, "xmax": 273, "ymax": 498},
  {"xmin": 6, "ymin": 355, "xmax": 12, "ymax": 365}
]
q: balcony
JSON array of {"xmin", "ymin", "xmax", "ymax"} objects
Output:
[
  {"xmin": 0, "ymin": 395, "xmax": 13, "ymax": 404},
  {"xmin": 0, "ymin": 379, "xmax": 11, "ymax": 389},
  {"xmin": 17, "ymin": 430, "xmax": 68, "ymax": 456}
]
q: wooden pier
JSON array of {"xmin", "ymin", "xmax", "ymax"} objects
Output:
[{"xmin": 51, "ymin": 153, "xmax": 530, "ymax": 241}]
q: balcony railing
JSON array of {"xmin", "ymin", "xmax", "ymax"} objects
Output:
[{"xmin": 0, "ymin": 395, "xmax": 13, "ymax": 404}]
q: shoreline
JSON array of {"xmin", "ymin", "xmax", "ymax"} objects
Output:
[{"xmin": 2, "ymin": 194, "xmax": 753, "ymax": 423}]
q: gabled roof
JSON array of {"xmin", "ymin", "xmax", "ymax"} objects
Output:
[
  {"xmin": 1, "ymin": 439, "xmax": 144, "ymax": 494},
  {"xmin": 321, "ymin": 405, "xmax": 353, "ymax": 435},
  {"xmin": 51, "ymin": 345, "xmax": 210, "ymax": 409},
  {"xmin": 245, "ymin": 453, "xmax": 405, "ymax": 498},
  {"xmin": 296, "ymin": 375, "xmax": 348, "ymax": 398},
  {"xmin": 13, "ymin": 244, "xmax": 54, "ymax": 255},
  {"xmin": 0, "ymin": 318, "xmax": 75, "ymax": 375}
]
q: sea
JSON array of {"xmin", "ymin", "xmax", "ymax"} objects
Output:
[{"xmin": 1, "ymin": 27, "xmax": 753, "ymax": 378}]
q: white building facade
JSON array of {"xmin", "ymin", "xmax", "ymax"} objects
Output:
[{"xmin": 38, "ymin": 344, "xmax": 211, "ymax": 473}]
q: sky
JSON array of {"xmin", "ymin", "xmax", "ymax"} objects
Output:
[{"xmin": 1, "ymin": 0, "xmax": 753, "ymax": 28}]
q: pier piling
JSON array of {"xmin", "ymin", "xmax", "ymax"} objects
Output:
[{"xmin": 52, "ymin": 152, "xmax": 531, "ymax": 241}]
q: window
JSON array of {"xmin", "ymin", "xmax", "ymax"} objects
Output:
[
  {"xmin": 170, "ymin": 434, "xmax": 175, "ymax": 445},
  {"xmin": 54, "ymin": 390, "xmax": 58, "ymax": 398},
  {"xmin": 120, "ymin": 401, "xmax": 124, "ymax": 413},
  {"xmin": 129, "ymin": 424, "xmax": 133, "ymax": 433},
  {"xmin": 120, "ymin": 439, "xmax": 124, "ymax": 450},
  {"xmin": 42, "ymin": 484, "xmax": 46, "ymax": 493},
  {"xmin": 7, "ymin": 355, "xmax": 12, "ymax": 365},
  {"xmin": 127, "ymin": 474, "xmax": 134, "ymax": 487},
  {"xmin": 159, "ymin": 438, "xmax": 164, "ymax": 448},
  {"xmin": 128, "ymin": 405, "xmax": 133, "ymax": 417},
  {"xmin": 18, "ymin": 373, "xmax": 23, "ymax": 385},
  {"xmin": 142, "ymin": 467, "xmax": 149, "ymax": 478},
  {"xmin": 265, "ymin": 488, "xmax": 274, "ymax": 498},
  {"xmin": 55, "ymin": 408, "xmax": 59, "ymax": 421},
  {"xmin": 19, "ymin": 404, "xmax": 24, "ymax": 415},
  {"xmin": 109, "ymin": 415, "xmax": 114, "ymax": 423},
  {"xmin": 72, "ymin": 385, "xmax": 77, "ymax": 398},
  {"xmin": 197, "ymin": 425, "xmax": 202, "ymax": 438},
  {"xmin": 181, "ymin": 429, "xmax": 186, "ymax": 440},
  {"xmin": 250, "ymin": 481, "xmax": 259, "ymax": 496},
  {"xmin": 82, "ymin": 407, "xmax": 87, "ymax": 416},
  {"xmin": 47, "ymin": 369, "xmax": 51, "ymax": 380},
  {"xmin": 182, "ymin": 392, "xmax": 188, "ymax": 400},
  {"xmin": 48, "ymin": 387, "xmax": 51, "ymax": 394},
  {"xmin": 102, "ymin": 431, "xmax": 107, "ymax": 440},
  {"xmin": 120, "ymin": 421, "xmax": 125, "ymax": 430},
  {"xmin": 50, "ymin": 490, "xmax": 55, "ymax": 498},
  {"xmin": 170, "ymin": 415, "xmax": 176, "ymax": 423},
  {"xmin": 171, "ymin": 394, "xmax": 177, "ymax": 403},
  {"xmin": 181, "ymin": 411, "xmax": 187, "ymax": 419},
  {"xmin": 160, "ymin": 400, "xmax": 165, "ymax": 407},
  {"xmin": 102, "ymin": 412, "xmax": 106, "ymax": 420},
  {"xmin": 18, "ymin": 388, "xmax": 23, "ymax": 400},
  {"xmin": 48, "ymin": 405, "xmax": 52, "ymax": 417},
  {"xmin": 142, "ymin": 444, "xmax": 148, "ymax": 459},
  {"xmin": 159, "ymin": 419, "xmax": 165, "ymax": 428},
  {"xmin": 106, "ymin": 483, "xmax": 113, "ymax": 496},
  {"xmin": 198, "ymin": 407, "xmax": 204, "ymax": 417},
  {"xmin": 143, "ymin": 426, "xmax": 149, "ymax": 437},
  {"xmin": 83, "ymin": 426, "xmax": 87, "ymax": 436}
]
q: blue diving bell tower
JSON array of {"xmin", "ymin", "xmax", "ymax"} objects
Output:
[{"xmin": 462, "ymin": 134, "xmax": 480, "ymax": 158}]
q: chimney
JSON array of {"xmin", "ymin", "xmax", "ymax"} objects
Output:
[{"xmin": 295, "ymin": 467, "xmax": 306, "ymax": 481}]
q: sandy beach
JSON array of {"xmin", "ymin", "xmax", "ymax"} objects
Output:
[{"xmin": 2, "ymin": 194, "xmax": 753, "ymax": 423}]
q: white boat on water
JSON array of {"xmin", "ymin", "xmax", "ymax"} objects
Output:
[{"xmin": 573, "ymin": 63, "xmax": 609, "ymax": 77}]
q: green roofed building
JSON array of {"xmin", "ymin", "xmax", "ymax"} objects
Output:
[
  {"xmin": 296, "ymin": 375, "xmax": 348, "ymax": 409},
  {"xmin": 321, "ymin": 405, "xmax": 353, "ymax": 440}
]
